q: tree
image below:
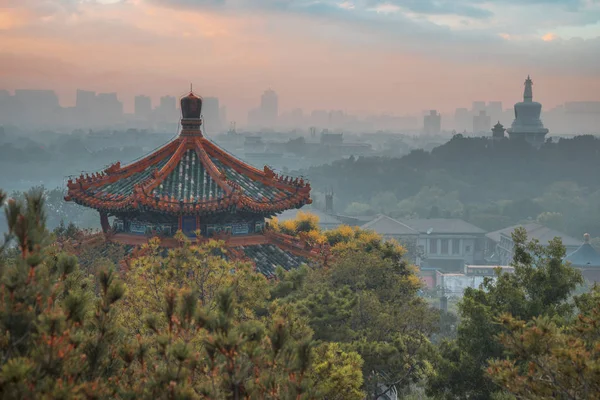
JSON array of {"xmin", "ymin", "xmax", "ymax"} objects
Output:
[
  {"xmin": 272, "ymin": 223, "xmax": 439, "ymax": 398},
  {"xmin": 118, "ymin": 233, "xmax": 269, "ymax": 334},
  {"xmin": 0, "ymin": 188, "xmax": 126, "ymax": 398},
  {"xmin": 0, "ymin": 190, "xmax": 364, "ymax": 399},
  {"xmin": 428, "ymin": 227, "xmax": 584, "ymax": 399},
  {"xmin": 487, "ymin": 287, "xmax": 600, "ymax": 399}
]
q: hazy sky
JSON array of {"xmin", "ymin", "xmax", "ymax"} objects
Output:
[{"xmin": 1, "ymin": 0, "xmax": 599, "ymax": 120}]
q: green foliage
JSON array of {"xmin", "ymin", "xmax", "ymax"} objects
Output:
[
  {"xmin": 305, "ymin": 135, "xmax": 600, "ymax": 237},
  {"xmin": 488, "ymin": 288, "xmax": 600, "ymax": 399},
  {"xmin": 310, "ymin": 342, "xmax": 365, "ymax": 400},
  {"xmin": 0, "ymin": 189, "xmax": 124, "ymax": 397},
  {"xmin": 428, "ymin": 228, "xmax": 584, "ymax": 399},
  {"xmin": 0, "ymin": 189, "xmax": 371, "ymax": 399},
  {"xmin": 272, "ymin": 222, "xmax": 439, "ymax": 398}
]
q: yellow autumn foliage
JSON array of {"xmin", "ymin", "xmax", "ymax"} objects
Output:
[{"xmin": 117, "ymin": 234, "xmax": 270, "ymax": 334}]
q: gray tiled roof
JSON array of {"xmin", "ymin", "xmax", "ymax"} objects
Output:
[
  {"xmin": 238, "ymin": 244, "xmax": 308, "ymax": 277},
  {"xmin": 487, "ymin": 223, "xmax": 582, "ymax": 247},
  {"xmin": 97, "ymin": 157, "xmax": 170, "ymax": 197},
  {"xmin": 402, "ymin": 218, "xmax": 485, "ymax": 235},
  {"xmin": 153, "ymin": 149, "xmax": 225, "ymax": 202},
  {"xmin": 361, "ymin": 214, "xmax": 418, "ymax": 236},
  {"xmin": 210, "ymin": 156, "xmax": 288, "ymax": 202},
  {"xmin": 565, "ymin": 243, "xmax": 600, "ymax": 268}
]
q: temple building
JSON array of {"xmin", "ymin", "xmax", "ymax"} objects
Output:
[
  {"xmin": 507, "ymin": 76, "xmax": 549, "ymax": 148},
  {"xmin": 491, "ymin": 121, "xmax": 505, "ymax": 141},
  {"xmin": 565, "ymin": 233, "xmax": 600, "ymax": 282},
  {"xmin": 66, "ymin": 90, "xmax": 320, "ymax": 277}
]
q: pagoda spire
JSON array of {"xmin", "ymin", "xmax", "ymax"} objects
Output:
[{"xmin": 524, "ymin": 75, "xmax": 533, "ymax": 103}]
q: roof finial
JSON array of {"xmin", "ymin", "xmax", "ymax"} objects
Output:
[
  {"xmin": 524, "ymin": 75, "xmax": 533, "ymax": 102},
  {"xmin": 584, "ymin": 233, "xmax": 590, "ymax": 243},
  {"xmin": 190, "ymin": 83, "xmax": 193, "ymax": 93}
]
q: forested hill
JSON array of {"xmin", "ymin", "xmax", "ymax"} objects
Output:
[{"xmin": 300, "ymin": 134, "xmax": 600, "ymax": 236}]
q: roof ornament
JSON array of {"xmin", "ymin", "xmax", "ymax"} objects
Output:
[{"xmin": 584, "ymin": 233, "xmax": 590, "ymax": 243}]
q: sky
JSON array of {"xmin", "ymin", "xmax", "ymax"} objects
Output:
[{"xmin": 0, "ymin": 0, "xmax": 599, "ymax": 121}]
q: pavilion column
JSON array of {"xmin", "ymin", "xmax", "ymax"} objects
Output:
[
  {"xmin": 99, "ymin": 211, "xmax": 110, "ymax": 233},
  {"xmin": 178, "ymin": 214, "xmax": 183, "ymax": 231},
  {"xmin": 196, "ymin": 215, "xmax": 201, "ymax": 234}
]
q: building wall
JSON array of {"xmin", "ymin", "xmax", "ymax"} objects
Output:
[
  {"xmin": 437, "ymin": 272, "xmax": 488, "ymax": 298},
  {"xmin": 418, "ymin": 235, "xmax": 480, "ymax": 271},
  {"xmin": 495, "ymin": 233, "xmax": 580, "ymax": 265}
]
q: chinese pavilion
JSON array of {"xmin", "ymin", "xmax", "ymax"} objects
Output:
[
  {"xmin": 65, "ymin": 90, "xmax": 319, "ymax": 277},
  {"xmin": 565, "ymin": 233, "xmax": 600, "ymax": 283}
]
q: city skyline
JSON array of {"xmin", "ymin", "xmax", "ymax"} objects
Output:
[
  {"xmin": 2, "ymin": 84, "xmax": 600, "ymax": 135},
  {"xmin": 1, "ymin": 0, "xmax": 599, "ymax": 122}
]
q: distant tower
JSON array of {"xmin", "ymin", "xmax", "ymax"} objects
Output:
[
  {"xmin": 260, "ymin": 89, "xmax": 278, "ymax": 128},
  {"xmin": 491, "ymin": 121, "xmax": 505, "ymax": 141},
  {"xmin": 507, "ymin": 76, "xmax": 549, "ymax": 148},
  {"xmin": 473, "ymin": 110, "xmax": 491, "ymax": 134},
  {"xmin": 325, "ymin": 191, "xmax": 334, "ymax": 214},
  {"xmin": 134, "ymin": 95, "xmax": 152, "ymax": 120},
  {"xmin": 203, "ymin": 97, "xmax": 221, "ymax": 135},
  {"xmin": 423, "ymin": 110, "xmax": 441, "ymax": 135}
]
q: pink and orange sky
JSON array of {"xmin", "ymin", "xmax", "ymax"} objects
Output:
[{"xmin": 1, "ymin": 0, "xmax": 599, "ymax": 121}]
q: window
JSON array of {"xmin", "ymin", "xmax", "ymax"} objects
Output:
[
  {"xmin": 429, "ymin": 239, "xmax": 438, "ymax": 254},
  {"xmin": 441, "ymin": 239, "xmax": 449, "ymax": 254},
  {"xmin": 465, "ymin": 245, "xmax": 472, "ymax": 253},
  {"xmin": 452, "ymin": 239, "xmax": 460, "ymax": 254}
]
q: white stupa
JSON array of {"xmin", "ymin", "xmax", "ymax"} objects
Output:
[{"xmin": 507, "ymin": 76, "xmax": 549, "ymax": 148}]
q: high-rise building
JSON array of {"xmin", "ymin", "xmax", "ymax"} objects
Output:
[
  {"xmin": 454, "ymin": 108, "xmax": 470, "ymax": 132},
  {"xmin": 260, "ymin": 89, "xmax": 278, "ymax": 127},
  {"xmin": 134, "ymin": 95, "xmax": 152, "ymax": 120},
  {"xmin": 156, "ymin": 95, "xmax": 177, "ymax": 122},
  {"xmin": 473, "ymin": 110, "xmax": 491, "ymax": 134},
  {"xmin": 423, "ymin": 110, "xmax": 441, "ymax": 135},
  {"xmin": 14, "ymin": 90, "xmax": 60, "ymax": 125},
  {"xmin": 76, "ymin": 89, "xmax": 96, "ymax": 112},
  {"xmin": 219, "ymin": 105, "xmax": 227, "ymax": 129},
  {"xmin": 487, "ymin": 101, "xmax": 503, "ymax": 122},
  {"xmin": 96, "ymin": 93, "xmax": 123, "ymax": 120},
  {"xmin": 202, "ymin": 97, "xmax": 221, "ymax": 134},
  {"xmin": 472, "ymin": 101, "xmax": 486, "ymax": 114},
  {"xmin": 507, "ymin": 76, "xmax": 549, "ymax": 148}
]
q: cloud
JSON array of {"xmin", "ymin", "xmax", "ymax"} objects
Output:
[{"xmin": 542, "ymin": 32, "xmax": 559, "ymax": 41}]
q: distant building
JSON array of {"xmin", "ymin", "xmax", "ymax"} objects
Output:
[
  {"xmin": 320, "ymin": 131, "xmax": 343, "ymax": 146},
  {"xmin": 76, "ymin": 89, "xmax": 96, "ymax": 111},
  {"xmin": 423, "ymin": 110, "xmax": 441, "ymax": 135},
  {"xmin": 260, "ymin": 89, "xmax": 278, "ymax": 127},
  {"xmin": 564, "ymin": 101, "xmax": 600, "ymax": 114},
  {"xmin": 13, "ymin": 89, "xmax": 60, "ymax": 124},
  {"xmin": 96, "ymin": 93, "xmax": 123, "ymax": 120},
  {"xmin": 473, "ymin": 110, "xmax": 491, "ymax": 134},
  {"xmin": 507, "ymin": 76, "xmax": 549, "ymax": 148},
  {"xmin": 219, "ymin": 105, "xmax": 227, "ymax": 129},
  {"xmin": 472, "ymin": 101, "xmax": 486, "ymax": 114},
  {"xmin": 134, "ymin": 95, "xmax": 152, "ymax": 120},
  {"xmin": 491, "ymin": 121, "xmax": 505, "ymax": 141},
  {"xmin": 565, "ymin": 233, "xmax": 600, "ymax": 282},
  {"xmin": 487, "ymin": 101, "xmax": 503, "ymax": 122},
  {"xmin": 203, "ymin": 97, "xmax": 221, "ymax": 134},
  {"xmin": 486, "ymin": 222, "xmax": 581, "ymax": 265},
  {"xmin": 436, "ymin": 265, "xmax": 514, "ymax": 298},
  {"xmin": 156, "ymin": 95, "xmax": 177, "ymax": 122},
  {"xmin": 454, "ymin": 108, "xmax": 470, "ymax": 132}
]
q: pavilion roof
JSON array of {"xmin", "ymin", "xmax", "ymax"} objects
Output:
[
  {"xmin": 565, "ymin": 242, "xmax": 600, "ymax": 268},
  {"xmin": 65, "ymin": 134, "xmax": 311, "ymax": 216}
]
